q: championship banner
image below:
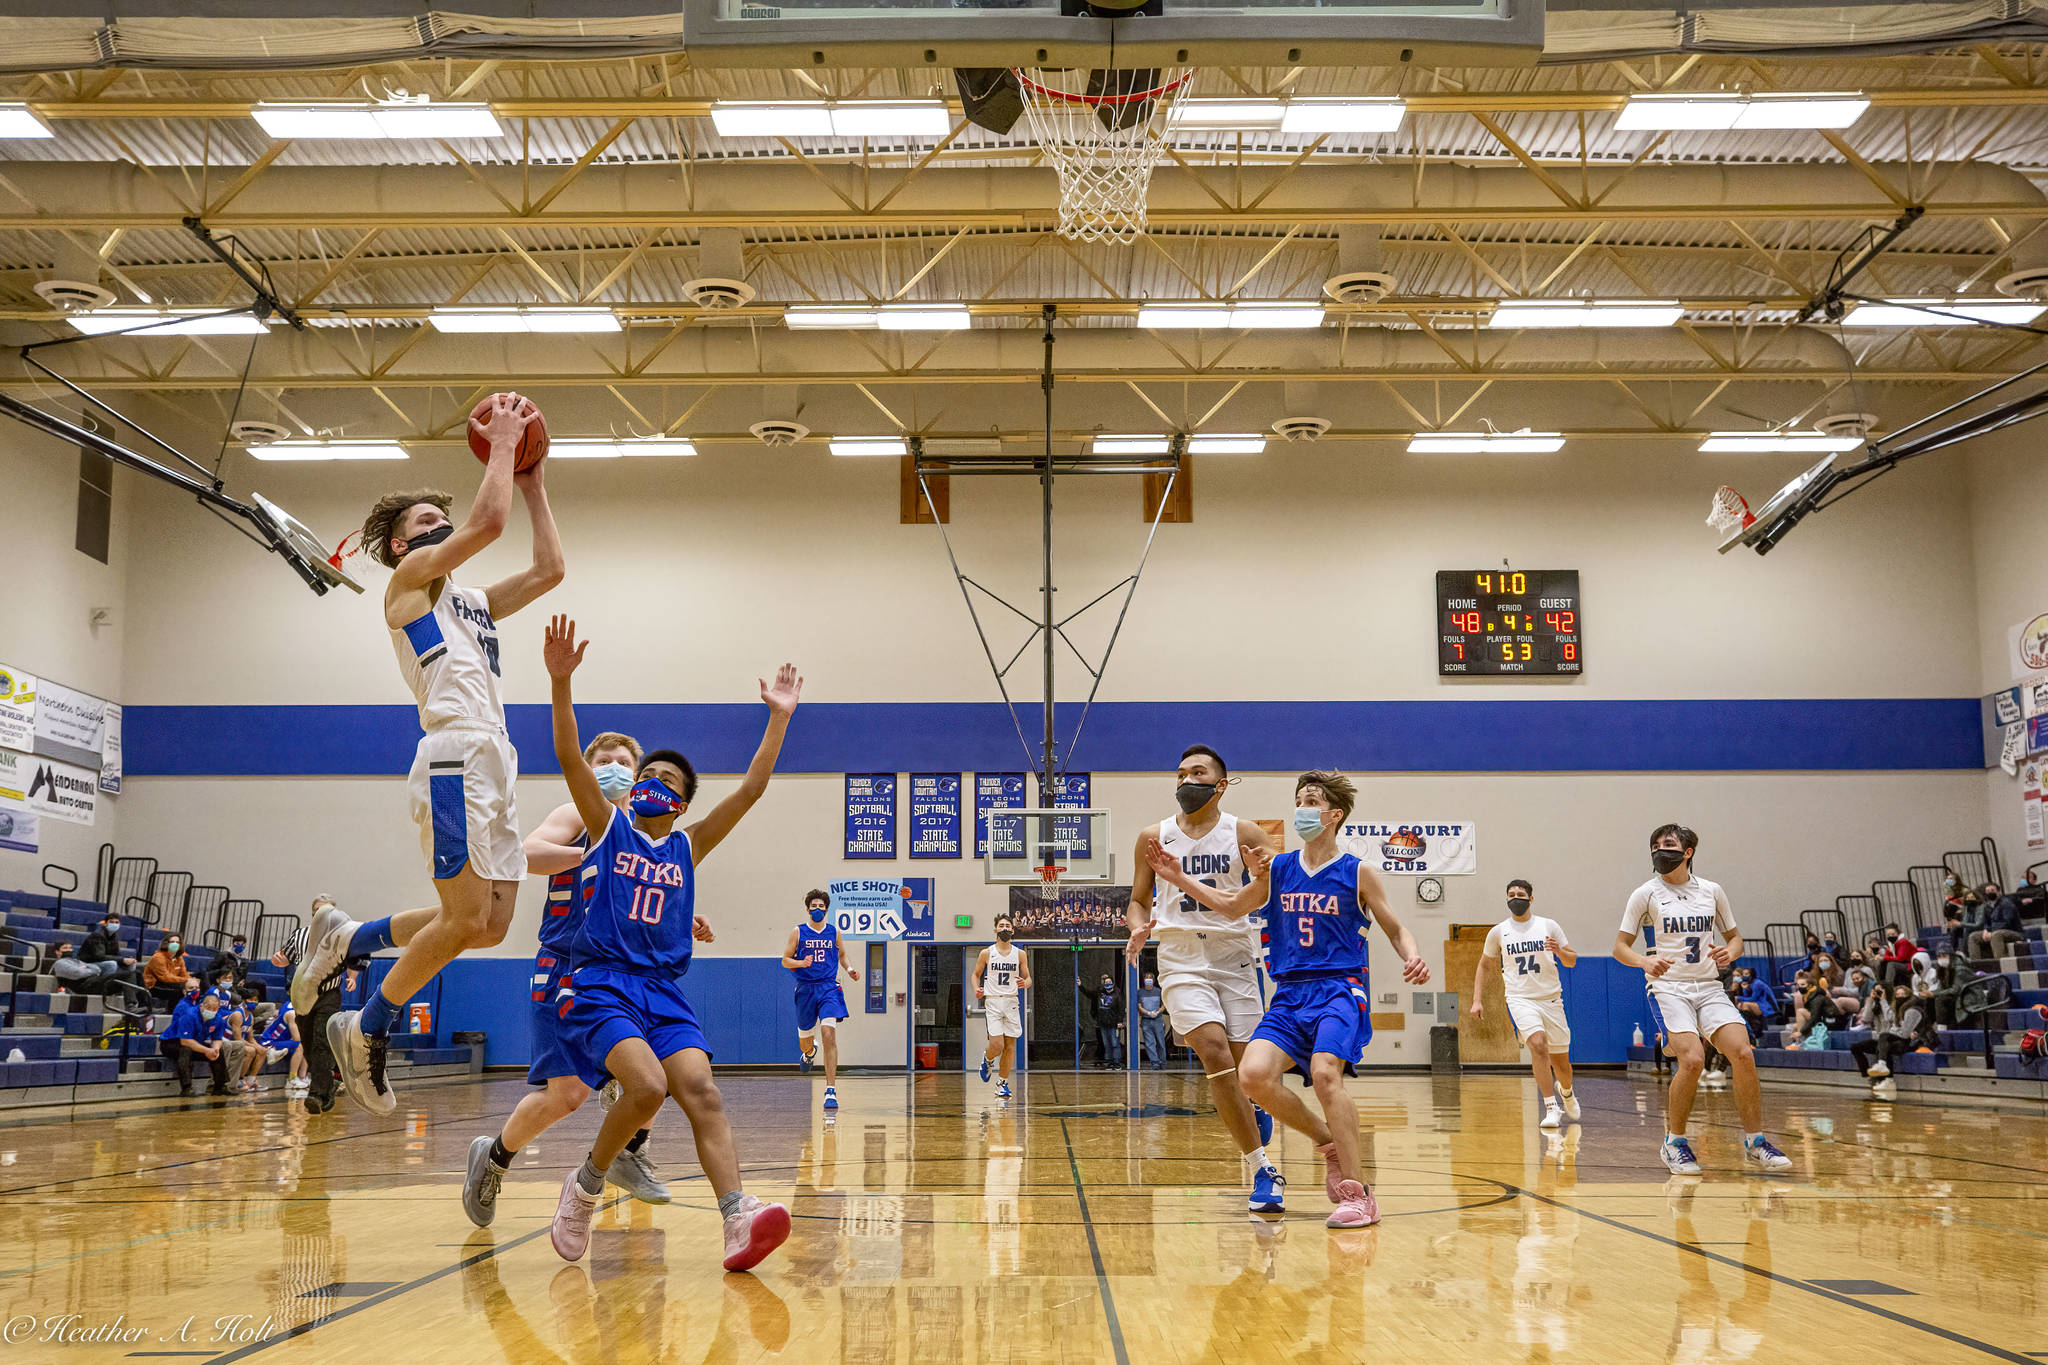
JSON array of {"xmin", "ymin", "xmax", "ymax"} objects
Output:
[
  {"xmin": 0, "ymin": 664, "xmax": 33, "ymax": 752},
  {"xmin": 909, "ymin": 773, "xmax": 961, "ymax": 858},
  {"xmin": 1340, "ymin": 820, "xmax": 1478, "ymax": 875},
  {"xmin": 1038, "ymin": 771, "xmax": 1093, "ymax": 858},
  {"xmin": 1004, "ymin": 884, "xmax": 1131, "ymax": 939},
  {"xmin": 0, "ymin": 746, "xmax": 97, "ymax": 826},
  {"xmin": 32, "ymin": 677, "xmax": 107, "ymax": 770},
  {"xmin": 975, "ymin": 772, "xmax": 1027, "ymax": 858},
  {"xmin": 843, "ymin": 773, "xmax": 896, "ymax": 859},
  {"xmin": 98, "ymin": 702, "xmax": 122, "ymax": 795},
  {"xmin": 828, "ymin": 876, "xmax": 934, "ymax": 940}
]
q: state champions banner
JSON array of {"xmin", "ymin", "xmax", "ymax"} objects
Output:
[{"xmin": 1339, "ymin": 819, "xmax": 1478, "ymax": 875}]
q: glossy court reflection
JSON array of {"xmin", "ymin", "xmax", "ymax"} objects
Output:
[{"xmin": 0, "ymin": 1072, "xmax": 2043, "ymax": 1363}]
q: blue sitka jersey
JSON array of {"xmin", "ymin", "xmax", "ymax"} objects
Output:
[
  {"xmin": 540, "ymin": 830, "xmax": 593, "ymax": 957},
  {"xmin": 569, "ymin": 807, "xmax": 696, "ymax": 977},
  {"xmin": 1259, "ymin": 850, "xmax": 1371, "ymax": 979},
  {"xmin": 793, "ymin": 920, "xmax": 838, "ymax": 984},
  {"xmin": 258, "ymin": 1008, "xmax": 294, "ymax": 1049}
]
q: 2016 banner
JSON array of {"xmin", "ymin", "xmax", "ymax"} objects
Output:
[
  {"xmin": 844, "ymin": 773, "xmax": 896, "ymax": 859},
  {"xmin": 909, "ymin": 773, "xmax": 961, "ymax": 858},
  {"xmin": 1339, "ymin": 820, "xmax": 1478, "ymax": 875}
]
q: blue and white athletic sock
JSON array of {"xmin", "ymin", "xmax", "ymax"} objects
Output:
[{"xmin": 347, "ymin": 917, "xmax": 397, "ymax": 956}]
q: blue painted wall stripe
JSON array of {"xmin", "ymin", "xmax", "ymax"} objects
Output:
[{"xmin": 125, "ymin": 698, "xmax": 1983, "ymax": 776}]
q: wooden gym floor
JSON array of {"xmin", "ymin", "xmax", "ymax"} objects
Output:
[{"xmin": 0, "ymin": 1070, "xmax": 2043, "ymax": 1363}]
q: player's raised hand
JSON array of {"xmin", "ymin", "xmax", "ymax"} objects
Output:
[
  {"xmin": 1244, "ymin": 843, "xmax": 1274, "ymax": 879},
  {"xmin": 472, "ymin": 390, "xmax": 536, "ymax": 453},
  {"xmin": 1401, "ymin": 954, "xmax": 1431, "ymax": 985},
  {"xmin": 543, "ymin": 614, "xmax": 588, "ymax": 678},
  {"xmin": 693, "ymin": 916, "xmax": 716, "ymax": 943},
  {"xmin": 761, "ymin": 663, "xmax": 802, "ymax": 717},
  {"xmin": 1141, "ymin": 836, "xmax": 1178, "ymax": 880}
]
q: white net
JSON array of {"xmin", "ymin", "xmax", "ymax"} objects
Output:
[
  {"xmin": 1014, "ymin": 67, "xmax": 1192, "ymax": 244},
  {"xmin": 1705, "ymin": 485, "xmax": 1753, "ymax": 534}
]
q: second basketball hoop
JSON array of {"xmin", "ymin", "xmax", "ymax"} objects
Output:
[{"xmin": 1013, "ymin": 66, "xmax": 1194, "ymax": 243}]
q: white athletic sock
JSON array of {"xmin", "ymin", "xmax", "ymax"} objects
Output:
[{"xmin": 1245, "ymin": 1145, "xmax": 1270, "ymax": 1171}]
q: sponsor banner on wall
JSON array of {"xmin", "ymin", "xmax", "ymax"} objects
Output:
[
  {"xmin": 2032, "ymin": 715, "xmax": 2048, "ymax": 756},
  {"xmin": 0, "ymin": 806, "xmax": 36, "ymax": 853},
  {"xmin": 975, "ymin": 772, "xmax": 1028, "ymax": 858},
  {"xmin": 843, "ymin": 773, "xmax": 896, "ymax": 859},
  {"xmin": 0, "ymin": 664, "xmax": 33, "ymax": 752},
  {"xmin": 98, "ymin": 702, "xmax": 122, "ymax": 795},
  {"xmin": 1004, "ymin": 883, "xmax": 1131, "ymax": 939},
  {"xmin": 2013, "ymin": 611, "xmax": 2048, "ymax": 681},
  {"xmin": 827, "ymin": 876, "xmax": 934, "ymax": 940},
  {"xmin": 2003, "ymin": 722, "xmax": 2028, "ymax": 776},
  {"xmin": 2026, "ymin": 762, "xmax": 2045, "ymax": 850},
  {"xmin": 32, "ymin": 678, "xmax": 107, "ymax": 770},
  {"xmin": 0, "ymin": 746, "xmax": 97, "ymax": 825},
  {"xmin": 908, "ymin": 773, "xmax": 961, "ymax": 858},
  {"xmin": 1340, "ymin": 820, "xmax": 1479, "ymax": 875},
  {"xmin": 2028, "ymin": 679, "xmax": 2048, "ymax": 719}
]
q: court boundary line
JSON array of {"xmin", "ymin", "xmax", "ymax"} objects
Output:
[
  {"xmin": 1510, "ymin": 1183, "xmax": 2039, "ymax": 1363},
  {"xmin": 1050, "ymin": 1077, "xmax": 1131, "ymax": 1365}
]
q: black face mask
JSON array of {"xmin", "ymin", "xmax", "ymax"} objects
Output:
[
  {"xmin": 1507, "ymin": 897, "xmax": 1532, "ymax": 915},
  {"xmin": 403, "ymin": 522, "xmax": 454, "ymax": 555},
  {"xmin": 1174, "ymin": 781, "xmax": 1219, "ymax": 815},
  {"xmin": 1651, "ymin": 847, "xmax": 1688, "ymax": 874},
  {"xmin": 996, "ymin": 929, "xmax": 1012, "ymax": 942}
]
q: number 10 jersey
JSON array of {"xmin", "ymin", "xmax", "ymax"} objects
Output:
[{"xmin": 571, "ymin": 806, "xmax": 697, "ymax": 977}]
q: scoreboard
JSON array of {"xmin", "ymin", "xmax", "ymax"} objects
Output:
[{"xmin": 1437, "ymin": 569, "xmax": 1582, "ymax": 676}]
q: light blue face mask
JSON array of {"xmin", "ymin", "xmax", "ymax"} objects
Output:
[
  {"xmin": 1293, "ymin": 806, "xmax": 1328, "ymax": 841},
  {"xmin": 593, "ymin": 762, "xmax": 635, "ymax": 800}
]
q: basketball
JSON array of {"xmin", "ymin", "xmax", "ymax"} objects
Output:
[{"xmin": 468, "ymin": 392, "xmax": 549, "ymax": 470}]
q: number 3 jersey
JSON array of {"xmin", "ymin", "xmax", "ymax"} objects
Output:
[
  {"xmin": 1620, "ymin": 875, "xmax": 1737, "ymax": 985},
  {"xmin": 1258, "ymin": 850, "xmax": 1370, "ymax": 979},
  {"xmin": 1484, "ymin": 915, "xmax": 1569, "ymax": 1001},
  {"xmin": 570, "ymin": 806, "xmax": 697, "ymax": 977}
]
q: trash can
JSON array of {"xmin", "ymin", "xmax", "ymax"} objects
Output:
[
  {"xmin": 1429, "ymin": 1024, "xmax": 1460, "ymax": 1074},
  {"xmin": 916, "ymin": 1044, "xmax": 939, "ymax": 1070}
]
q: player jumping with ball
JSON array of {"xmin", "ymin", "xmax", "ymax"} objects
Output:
[
  {"xmin": 1613, "ymin": 823, "xmax": 1791, "ymax": 1175},
  {"xmin": 296, "ymin": 393, "xmax": 563, "ymax": 1115}
]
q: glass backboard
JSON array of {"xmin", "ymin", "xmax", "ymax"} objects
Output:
[{"xmin": 984, "ymin": 808, "xmax": 1115, "ymax": 884}]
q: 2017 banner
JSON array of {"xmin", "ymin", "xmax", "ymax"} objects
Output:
[
  {"xmin": 1339, "ymin": 820, "xmax": 1478, "ymax": 875},
  {"xmin": 909, "ymin": 773, "xmax": 961, "ymax": 858}
]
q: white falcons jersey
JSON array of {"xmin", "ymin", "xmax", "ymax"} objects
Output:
[
  {"xmin": 984, "ymin": 944, "xmax": 1023, "ymax": 998},
  {"xmin": 1151, "ymin": 812, "xmax": 1255, "ymax": 939},
  {"xmin": 1620, "ymin": 875, "xmax": 1738, "ymax": 984},
  {"xmin": 390, "ymin": 580, "xmax": 506, "ymax": 730},
  {"xmin": 1485, "ymin": 915, "xmax": 1568, "ymax": 1001}
]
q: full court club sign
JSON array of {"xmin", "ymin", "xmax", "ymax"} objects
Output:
[{"xmin": 1339, "ymin": 820, "xmax": 1477, "ymax": 875}]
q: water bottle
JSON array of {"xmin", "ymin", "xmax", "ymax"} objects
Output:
[{"xmin": 1632, "ymin": 1024, "xmax": 1645, "ymax": 1047}]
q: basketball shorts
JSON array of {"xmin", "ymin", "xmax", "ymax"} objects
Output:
[
  {"xmin": 985, "ymin": 995, "xmax": 1022, "ymax": 1039},
  {"xmin": 1506, "ymin": 995, "xmax": 1571, "ymax": 1049},
  {"xmin": 407, "ymin": 722, "xmax": 523, "ymax": 883},
  {"xmin": 1252, "ymin": 973, "xmax": 1371, "ymax": 1085},
  {"xmin": 1156, "ymin": 929, "xmax": 1264, "ymax": 1042},
  {"xmin": 526, "ymin": 953, "xmax": 583, "ymax": 1086},
  {"xmin": 559, "ymin": 966, "xmax": 711, "ymax": 1088},
  {"xmin": 1649, "ymin": 979, "xmax": 1745, "ymax": 1041},
  {"xmin": 796, "ymin": 981, "xmax": 849, "ymax": 1033}
]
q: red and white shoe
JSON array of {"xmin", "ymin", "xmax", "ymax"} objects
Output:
[
  {"xmin": 721, "ymin": 1194, "xmax": 791, "ymax": 1272},
  {"xmin": 1314, "ymin": 1143, "xmax": 1345, "ymax": 1204},
  {"xmin": 551, "ymin": 1170, "xmax": 598, "ymax": 1262},
  {"xmin": 1326, "ymin": 1179, "xmax": 1380, "ymax": 1229}
]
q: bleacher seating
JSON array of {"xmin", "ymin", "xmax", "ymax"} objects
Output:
[{"xmin": 0, "ymin": 880, "xmax": 473, "ymax": 1105}]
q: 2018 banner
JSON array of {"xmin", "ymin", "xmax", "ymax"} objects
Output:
[{"xmin": 1339, "ymin": 820, "xmax": 1478, "ymax": 875}]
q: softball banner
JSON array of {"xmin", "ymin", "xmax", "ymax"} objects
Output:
[{"xmin": 1339, "ymin": 820, "xmax": 1478, "ymax": 875}]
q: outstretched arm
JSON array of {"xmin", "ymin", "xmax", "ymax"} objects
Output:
[
  {"xmin": 524, "ymin": 799, "xmax": 589, "ymax": 876},
  {"xmin": 486, "ymin": 460, "xmax": 566, "ymax": 621},
  {"xmin": 687, "ymin": 664, "xmax": 802, "ymax": 863},
  {"xmin": 1142, "ymin": 836, "xmax": 1271, "ymax": 919},
  {"xmin": 1359, "ymin": 864, "xmax": 1430, "ymax": 984},
  {"xmin": 544, "ymin": 616, "xmax": 613, "ymax": 843}
]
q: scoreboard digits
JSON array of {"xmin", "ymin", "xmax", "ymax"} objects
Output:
[{"xmin": 1437, "ymin": 569, "xmax": 1582, "ymax": 676}]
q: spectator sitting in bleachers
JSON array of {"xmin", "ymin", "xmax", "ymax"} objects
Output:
[
  {"xmin": 158, "ymin": 991, "xmax": 230, "ymax": 1097},
  {"xmin": 79, "ymin": 912, "xmax": 141, "ymax": 991},
  {"xmin": 1788, "ymin": 970, "xmax": 1844, "ymax": 1046},
  {"xmin": 1821, "ymin": 930, "xmax": 1845, "ymax": 961},
  {"xmin": 217, "ymin": 933, "xmax": 265, "ymax": 1003},
  {"xmin": 47, "ymin": 939, "xmax": 106, "ymax": 994},
  {"xmin": 143, "ymin": 934, "xmax": 190, "ymax": 1008},
  {"xmin": 1879, "ymin": 924, "xmax": 1917, "ymax": 989},
  {"xmin": 1847, "ymin": 965, "xmax": 1876, "ymax": 1007},
  {"xmin": 1967, "ymin": 883, "xmax": 2026, "ymax": 965},
  {"xmin": 1732, "ymin": 967, "xmax": 1777, "ymax": 1039},
  {"xmin": 1852, "ymin": 985, "xmax": 1937, "ymax": 1099},
  {"xmin": 1929, "ymin": 949, "xmax": 1979, "ymax": 1029},
  {"xmin": 1812, "ymin": 953, "xmax": 1862, "ymax": 1018}
]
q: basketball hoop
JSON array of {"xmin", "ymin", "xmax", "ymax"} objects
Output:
[
  {"xmin": 1012, "ymin": 66, "xmax": 1195, "ymax": 243},
  {"xmin": 1705, "ymin": 485, "xmax": 1756, "ymax": 536},
  {"xmin": 1032, "ymin": 863, "xmax": 1067, "ymax": 902},
  {"xmin": 328, "ymin": 528, "xmax": 369, "ymax": 576}
]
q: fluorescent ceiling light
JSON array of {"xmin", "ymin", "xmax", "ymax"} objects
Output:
[
  {"xmin": 1187, "ymin": 433, "xmax": 1268, "ymax": 455},
  {"xmin": 1489, "ymin": 300, "xmax": 1684, "ymax": 328},
  {"xmin": 711, "ymin": 101, "xmax": 949, "ymax": 138},
  {"xmin": 0, "ymin": 103, "xmax": 53, "ymax": 138},
  {"xmin": 69, "ymin": 308, "xmax": 270, "ymax": 337},
  {"xmin": 830, "ymin": 437, "xmax": 908, "ymax": 457},
  {"xmin": 551, "ymin": 437, "xmax": 698, "ymax": 459},
  {"xmin": 1137, "ymin": 302, "xmax": 1325, "ymax": 329},
  {"xmin": 1279, "ymin": 98, "xmax": 1406, "ymax": 134},
  {"xmin": 1842, "ymin": 298, "xmax": 2046, "ymax": 327},
  {"xmin": 1171, "ymin": 100, "xmax": 1284, "ymax": 129},
  {"xmin": 1698, "ymin": 431, "xmax": 1865, "ymax": 453},
  {"xmin": 785, "ymin": 305, "xmax": 969, "ymax": 330},
  {"xmin": 248, "ymin": 440, "xmax": 407, "ymax": 462},
  {"xmin": 1407, "ymin": 431, "xmax": 1565, "ymax": 454},
  {"xmin": 252, "ymin": 101, "xmax": 501, "ymax": 140},
  {"xmin": 1092, "ymin": 435, "xmax": 1172, "ymax": 455},
  {"xmin": 429, "ymin": 308, "xmax": 620, "ymax": 334},
  {"xmin": 1614, "ymin": 92, "xmax": 1869, "ymax": 132}
]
